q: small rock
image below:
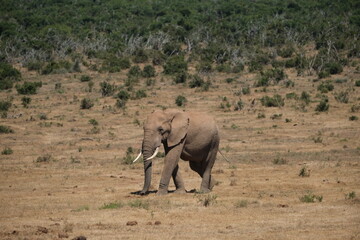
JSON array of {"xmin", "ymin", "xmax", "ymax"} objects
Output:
[
  {"xmin": 154, "ymin": 221, "xmax": 161, "ymax": 225},
  {"xmin": 126, "ymin": 221, "xmax": 138, "ymax": 226},
  {"xmin": 58, "ymin": 232, "xmax": 69, "ymax": 238},
  {"xmin": 277, "ymin": 204, "xmax": 289, "ymax": 208},
  {"xmin": 72, "ymin": 236, "xmax": 86, "ymax": 240},
  {"xmin": 37, "ymin": 226, "xmax": 48, "ymax": 234}
]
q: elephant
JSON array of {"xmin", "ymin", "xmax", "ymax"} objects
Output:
[{"xmin": 133, "ymin": 109, "xmax": 220, "ymax": 195}]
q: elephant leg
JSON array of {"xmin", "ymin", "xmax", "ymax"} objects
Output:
[
  {"xmin": 172, "ymin": 164, "xmax": 186, "ymax": 193},
  {"xmin": 199, "ymin": 138, "xmax": 219, "ymax": 193},
  {"xmin": 157, "ymin": 144, "xmax": 184, "ymax": 195}
]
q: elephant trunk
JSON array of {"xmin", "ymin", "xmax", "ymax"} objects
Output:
[{"xmin": 140, "ymin": 135, "xmax": 157, "ymax": 195}]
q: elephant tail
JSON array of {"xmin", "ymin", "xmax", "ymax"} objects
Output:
[{"xmin": 218, "ymin": 149, "xmax": 231, "ymax": 163}]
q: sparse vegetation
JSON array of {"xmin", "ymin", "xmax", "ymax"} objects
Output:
[
  {"xmin": 0, "ymin": 125, "xmax": 14, "ymax": 134},
  {"xmin": 1, "ymin": 147, "xmax": 13, "ymax": 155},
  {"xmin": 80, "ymin": 98, "xmax": 94, "ymax": 109},
  {"xmin": 235, "ymin": 200, "xmax": 248, "ymax": 208},
  {"xmin": 260, "ymin": 94, "xmax": 285, "ymax": 107},
  {"xmin": 197, "ymin": 194, "xmax": 217, "ymax": 207},
  {"xmin": 300, "ymin": 193, "xmax": 323, "ymax": 203},
  {"xmin": 299, "ymin": 166, "xmax": 310, "ymax": 177},
  {"xmin": 175, "ymin": 95, "xmax": 187, "ymax": 107},
  {"xmin": 16, "ymin": 82, "xmax": 42, "ymax": 95}
]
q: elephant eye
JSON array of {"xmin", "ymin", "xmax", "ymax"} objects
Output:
[{"xmin": 158, "ymin": 127, "xmax": 164, "ymax": 133}]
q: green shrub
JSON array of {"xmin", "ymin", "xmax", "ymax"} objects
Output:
[
  {"xmin": 188, "ymin": 74, "xmax": 204, "ymax": 88},
  {"xmin": 278, "ymin": 45, "xmax": 294, "ymax": 58},
  {"xmin": 101, "ymin": 56, "xmax": 130, "ymax": 73},
  {"xmin": 196, "ymin": 61, "xmax": 212, "ymax": 73},
  {"xmin": 242, "ymin": 86, "xmax": 251, "ymax": 95},
  {"xmin": 334, "ymin": 91, "xmax": 349, "ymax": 103},
  {"xmin": 234, "ymin": 100, "xmax": 244, "ymax": 111},
  {"xmin": 299, "ymin": 166, "xmax": 310, "ymax": 177},
  {"xmin": 300, "ymin": 193, "xmax": 323, "ymax": 203},
  {"xmin": 133, "ymin": 49, "xmax": 148, "ymax": 63},
  {"xmin": 0, "ymin": 62, "xmax": 22, "ymax": 90},
  {"xmin": 25, "ymin": 61, "xmax": 44, "ymax": 72},
  {"xmin": 260, "ymin": 94, "xmax": 285, "ymax": 107},
  {"xmin": 41, "ymin": 61, "xmax": 72, "ymax": 75},
  {"xmin": 318, "ymin": 71, "xmax": 331, "ymax": 79},
  {"xmin": 325, "ymin": 62, "xmax": 343, "ymax": 75},
  {"xmin": 163, "ymin": 55, "xmax": 187, "ymax": 75},
  {"xmin": 317, "ymin": 81, "xmax": 334, "ymax": 93},
  {"xmin": 349, "ymin": 116, "xmax": 358, "ymax": 121},
  {"xmin": 100, "ymin": 81, "xmax": 116, "ymax": 97},
  {"xmin": 355, "ymin": 80, "xmax": 360, "ymax": 87},
  {"xmin": 16, "ymin": 82, "xmax": 42, "ymax": 95},
  {"xmin": 1, "ymin": 147, "xmax": 13, "ymax": 155},
  {"xmin": 80, "ymin": 98, "xmax": 94, "ymax": 109},
  {"xmin": 300, "ymin": 91, "xmax": 311, "ymax": 105},
  {"xmin": 128, "ymin": 65, "xmax": 142, "ymax": 77},
  {"xmin": 225, "ymin": 78, "xmax": 235, "ymax": 84},
  {"xmin": 142, "ymin": 65, "xmax": 156, "ymax": 78},
  {"xmin": 0, "ymin": 100, "xmax": 11, "ymax": 111},
  {"xmin": 99, "ymin": 202, "xmax": 124, "ymax": 210},
  {"xmin": 116, "ymin": 99, "xmax": 127, "ymax": 109},
  {"xmin": 216, "ymin": 63, "xmax": 232, "ymax": 73},
  {"xmin": 21, "ymin": 97, "xmax": 31, "ymax": 108},
  {"xmin": 80, "ymin": 75, "xmax": 91, "ymax": 82},
  {"xmin": 286, "ymin": 92, "xmax": 298, "ymax": 100},
  {"xmin": 134, "ymin": 89, "xmax": 147, "ymax": 99},
  {"xmin": 173, "ymin": 71, "xmax": 187, "ymax": 84},
  {"xmin": 175, "ymin": 95, "xmax": 187, "ymax": 106},
  {"xmin": 315, "ymin": 99, "xmax": 329, "ymax": 112},
  {"xmin": 232, "ymin": 63, "xmax": 245, "ymax": 73},
  {"xmin": 116, "ymin": 90, "xmax": 130, "ymax": 101},
  {"xmin": 0, "ymin": 125, "xmax": 14, "ymax": 133},
  {"xmin": 255, "ymin": 68, "xmax": 286, "ymax": 87},
  {"xmin": 89, "ymin": 119, "xmax": 99, "ymax": 126}
]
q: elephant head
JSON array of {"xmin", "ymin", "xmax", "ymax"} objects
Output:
[{"xmin": 133, "ymin": 110, "xmax": 189, "ymax": 195}]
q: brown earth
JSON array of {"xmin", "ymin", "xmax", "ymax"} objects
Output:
[{"xmin": 0, "ymin": 64, "xmax": 359, "ymax": 239}]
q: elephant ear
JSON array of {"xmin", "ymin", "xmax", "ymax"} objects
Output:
[{"xmin": 167, "ymin": 112, "xmax": 189, "ymax": 147}]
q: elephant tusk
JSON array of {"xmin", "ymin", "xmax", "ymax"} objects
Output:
[
  {"xmin": 146, "ymin": 147, "xmax": 159, "ymax": 161},
  {"xmin": 133, "ymin": 151, "xmax": 143, "ymax": 163}
]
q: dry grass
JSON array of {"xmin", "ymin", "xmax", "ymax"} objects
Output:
[{"xmin": 0, "ymin": 64, "xmax": 359, "ymax": 239}]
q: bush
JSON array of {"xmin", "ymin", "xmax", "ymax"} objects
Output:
[
  {"xmin": 41, "ymin": 61, "xmax": 72, "ymax": 75},
  {"xmin": 355, "ymin": 80, "xmax": 360, "ymax": 87},
  {"xmin": 315, "ymin": 99, "xmax": 329, "ymax": 112},
  {"xmin": 317, "ymin": 81, "xmax": 334, "ymax": 93},
  {"xmin": 80, "ymin": 98, "xmax": 94, "ymax": 109},
  {"xmin": 174, "ymin": 71, "xmax": 187, "ymax": 84},
  {"xmin": 188, "ymin": 74, "xmax": 205, "ymax": 88},
  {"xmin": 116, "ymin": 90, "xmax": 130, "ymax": 101},
  {"xmin": 100, "ymin": 81, "xmax": 116, "ymax": 97},
  {"xmin": 255, "ymin": 68, "xmax": 286, "ymax": 87},
  {"xmin": 260, "ymin": 94, "xmax": 285, "ymax": 107},
  {"xmin": 16, "ymin": 82, "xmax": 42, "ymax": 95},
  {"xmin": 0, "ymin": 125, "xmax": 14, "ymax": 133},
  {"xmin": 325, "ymin": 62, "xmax": 343, "ymax": 75},
  {"xmin": 1, "ymin": 147, "xmax": 13, "ymax": 155},
  {"xmin": 0, "ymin": 62, "xmax": 22, "ymax": 90},
  {"xmin": 175, "ymin": 95, "xmax": 187, "ymax": 106},
  {"xmin": 101, "ymin": 56, "xmax": 130, "ymax": 73},
  {"xmin": 21, "ymin": 97, "xmax": 31, "ymax": 108},
  {"xmin": 232, "ymin": 63, "xmax": 245, "ymax": 73},
  {"xmin": 128, "ymin": 65, "xmax": 142, "ymax": 77},
  {"xmin": 134, "ymin": 89, "xmax": 147, "ymax": 99},
  {"xmin": 349, "ymin": 116, "xmax": 358, "ymax": 121},
  {"xmin": 335, "ymin": 91, "xmax": 349, "ymax": 103},
  {"xmin": 300, "ymin": 91, "xmax": 311, "ymax": 105},
  {"xmin": 163, "ymin": 55, "xmax": 188, "ymax": 75},
  {"xmin": 133, "ymin": 49, "xmax": 148, "ymax": 63},
  {"xmin": 0, "ymin": 100, "xmax": 11, "ymax": 111},
  {"xmin": 242, "ymin": 86, "xmax": 251, "ymax": 95},
  {"xmin": 142, "ymin": 65, "xmax": 156, "ymax": 78},
  {"xmin": 80, "ymin": 75, "xmax": 92, "ymax": 82}
]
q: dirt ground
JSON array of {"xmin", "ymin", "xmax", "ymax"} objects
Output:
[{"xmin": 1, "ymin": 65, "xmax": 359, "ymax": 239}]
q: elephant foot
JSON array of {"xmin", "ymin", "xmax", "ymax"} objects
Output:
[
  {"xmin": 199, "ymin": 187, "xmax": 211, "ymax": 194},
  {"xmin": 174, "ymin": 188, "xmax": 186, "ymax": 194},
  {"xmin": 156, "ymin": 189, "xmax": 168, "ymax": 196}
]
